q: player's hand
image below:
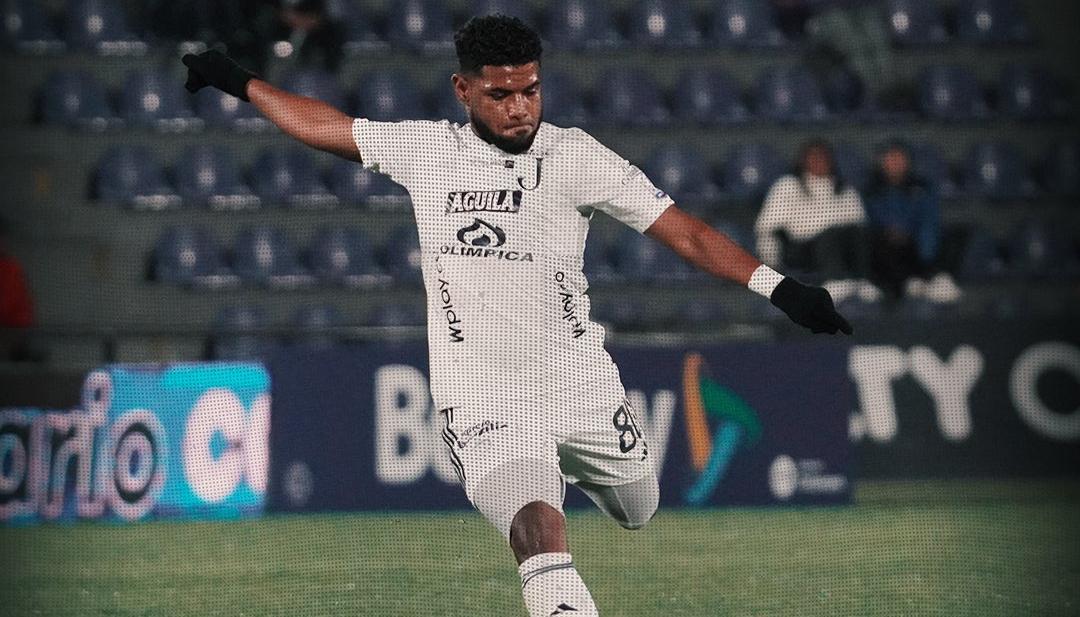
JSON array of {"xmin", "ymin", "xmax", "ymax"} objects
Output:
[
  {"xmin": 181, "ymin": 48, "xmax": 258, "ymax": 102},
  {"xmin": 770, "ymin": 277, "xmax": 853, "ymax": 335}
]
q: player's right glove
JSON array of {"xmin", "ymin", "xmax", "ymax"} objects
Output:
[
  {"xmin": 770, "ymin": 277, "xmax": 853, "ymax": 335},
  {"xmin": 181, "ymin": 48, "xmax": 258, "ymax": 102}
]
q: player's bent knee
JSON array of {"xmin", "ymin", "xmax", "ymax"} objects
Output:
[
  {"xmin": 510, "ymin": 500, "xmax": 568, "ymax": 561},
  {"xmin": 615, "ymin": 474, "xmax": 660, "ymax": 531}
]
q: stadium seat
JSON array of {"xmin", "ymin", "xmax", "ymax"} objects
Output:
[
  {"xmin": 120, "ymin": 69, "xmax": 200, "ymax": 131},
  {"xmin": 174, "ymin": 144, "xmax": 259, "ymax": 210},
  {"xmin": 710, "ymin": 0, "xmax": 785, "ymax": 47},
  {"xmin": 906, "ymin": 141, "xmax": 957, "ymax": 197},
  {"xmin": 1006, "ymin": 220, "xmax": 1078, "ymax": 280},
  {"xmin": 193, "ymin": 87, "xmax": 268, "ymax": 131},
  {"xmin": 305, "ymin": 226, "xmax": 387, "ymax": 287},
  {"xmin": 884, "ymin": 0, "xmax": 947, "ymax": 46},
  {"xmin": 230, "ymin": 226, "xmax": 315, "ymax": 287},
  {"xmin": 94, "ymin": 145, "xmax": 181, "ymax": 209},
  {"xmin": 627, "ymin": 0, "xmax": 701, "ymax": 48},
  {"xmin": 327, "ymin": 158, "xmax": 411, "ymax": 208},
  {"xmin": 473, "ymin": 0, "xmax": 534, "ymax": 24},
  {"xmin": 385, "ymin": 0, "xmax": 453, "ymax": 51},
  {"xmin": 351, "ymin": 71, "xmax": 425, "ymax": 121},
  {"xmin": 644, "ymin": 145, "xmax": 718, "ymax": 202},
  {"xmin": 671, "ymin": 68, "xmax": 748, "ymax": 125},
  {"xmin": 291, "ymin": 304, "xmax": 345, "ymax": 348},
  {"xmin": 280, "ymin": 69, "xmax": 347, "ymax": 112},
  {"xmin": 832, "ymin": 143, "xmax": 872, "ymax": 192},
  {"xmin": 822, "ymin": 66, "xmax": 868, "ymax": 117},
  {"xmin": 957, "ymin": 226, "xmax": 1006, "ymax": 282},
  {"xmin": 721, "ymin": 143, "xmax": 785, "ymax": 201},
  {"xmin": 956, "ymin": 0, "xmax": 1031, "ymax": 45},
  {"xmin": 380, "ymin": 226, "xmax": 423, "ymax": 283},
  {"xmin": 211, "ymin": 305, "xmax": 274, "ymax": 360},
  {"xmin": 998, "ymin": 64, "xmax": 1064, "ymax": 120},
  {"xmin": 537, "ymin": 70, "xmax": 590, "ymax": 127},
  {"xmin": 250, "ymin": 147, "xmax": 337, "ymax": 208},
  {"xmin": 917, "ymin": 64, "xmax": 988, "ymax": 120},
  {"xmin": 675, "ymin": 297, "xmax": 729, "ymax": 328},
  {"xmin": 433, "ymin": 85, "xmax": 468, "ymax": 124},
  {"xmin": 152, "ymin": 226, "xmax": 235, "ymax": 287},
  {"xmin": 589, "ymin": 296, "xmax": 649, "ymax": 331},
  {"xmin": 589, "ymin": 68, "xmax": 669, "ymax": 126},
  {"xmin": 324, "ymin": 0, "xmax": 385, "ymax": 52},
  {"xmin": 611, "ymin": 227, "xmax": 695, "ymax": 283},
  {"xmin": 1039, "ymin": 141, "xmax": 1080, "ymax": 197},
  {"xmin": 754, "ymin": 66, "xmax": 829, "ymax": 122},
  {"xmin": 40, "ymin": 70, "xmax": 115, "ymax": 129},
  {"xmin": 65, "ymin": 0, "xmax": 146, "ymax": 54},
  {"xmin": 2, "ymin": 0, "xmax": 64, "ymax": 53},
  {"xmin": 583, "ymin": 234, "xmax": 619, "ymax": 284},
  {"xmin": 370, "ymin": 301, "xmax": 425, "ymax": 327},
  {"xmin": 543, "ymin": 0, "xmax": 622, "ymax": 49},
  {"xmin": 960, "ymin": 141, "xmax": 1034, "ymax": 200}
]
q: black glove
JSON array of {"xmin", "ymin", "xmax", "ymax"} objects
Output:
[
  {"xmin": 770, "ymin": 277, "xmax": 853, "ymax": 335},
  {"xmin": 181, "ymin": 48, "xmax": 258, "ymax": 101}
]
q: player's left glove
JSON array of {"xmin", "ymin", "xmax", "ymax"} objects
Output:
[
  {"xmin": 770, "ymin": 277, "xmax": 853, "ymax": 335},
  {"xmin": 181, "ymin": 48, "xmax": 258, "ymax": 101}
]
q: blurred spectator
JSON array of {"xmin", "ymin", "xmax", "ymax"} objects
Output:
[
  {"xmin": 0, "ymin": 216, "xmax": 38, "ymax": 363},
  {"xmin": 755, "ymin": 140, "xmax": 869, "ymax": 283},
  {"xmin": 864, "ymin": 142, "xmax": 961, "ymax": 303}
]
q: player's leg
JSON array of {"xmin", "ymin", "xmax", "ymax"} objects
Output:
[
  {"xmin": 573, "ymin": 469, "xmax": 659, "ymax": 531},
  {"xmin": 441, "ymin": 408, "xmax": 599, "ymax": 616}
]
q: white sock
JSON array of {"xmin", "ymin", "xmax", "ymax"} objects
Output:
[{"xmin": 518, "ymin": 552, "xmax": 599, "ymax": 616}]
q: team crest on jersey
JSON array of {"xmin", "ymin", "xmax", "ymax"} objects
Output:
[{"xmin": 446, "ymin": 189, "xmax": 522, "ymax": 214}]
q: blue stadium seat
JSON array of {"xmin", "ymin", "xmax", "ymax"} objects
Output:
[
  {"xmin": 589, "ymin": 296, "xmax": 648, "ymax": 331},
  {"xmin": 583, "ymin": 234, "xmax": 619, "ymax": 284},
  {"xmin": 1006, "ymin": 220, "xmax": 1078, "ymax": 280},
  {"xmin": 671, "ymin": 68, "xmax": 748, "ymax": 125},
  {"xmin": 590, "ymin": 68, "xmax": 669, "ymax": 126},
  {"xmin": 381, "ymin": 226, "xmax": 423, "ymax": 283},
  {"xmin": 385, "ymin": 0, "xmax": 453, "ymax": 51},
  {"xmin": 884, "ymin": 0, "xmax": 947, "ymax": 46},
  {"xmin": 40, "ymin": 70, "xmax": 115, "ymax": 129},
  {"xmin": 65, "ymin": 0, "xmax": 145, "ymax": 54},
  {"xmin": 473, "ymin": 0, "xmax": 535, "ymax": 24},
  {"xmin": 627, "ymin": 0, "xmax": 701, "ymax": 48},
  {"xmin": 917, "ymin": 64, "xmax": 987, "ymax": 120},
  {"xmin": 280, "ymin": 69, "xmax": 347, "ymax": 111},
  {"xmin": 957, "ymin": 227, "xmax": 1006, "ymax": 282},
  {"xmin": 174, "ymin": 144, "xmax": 259, "ymax": 210},
  {"xmin": 324, "ymin": 0, "xmax": 384, "ymax": 52},
  {"xmin": 193, "ymin": 87, "xmax": 268, "ymax": 131},
  {"xmin": 611, "ymin": 227, "xmax": 695, "ymax": 283},
  {"xmin": 351, "ymin": 71, "xmax": 425, "ymax": 121},
  {"xmin": 306, "ymin": 226, "xmax": 386, "ymax": 287},
  {"xmin": 1039, "ymin": 141, "xmax": 1080, "ymax": 197},
  {"xmin": 327, "ymin": 158, "xmax": 411, "ymax": 208},
  {"xmin": 230, "ymin": 226, "xmax": 315, "ymax": 287},
  {"xmin": 538, "ymin": 70, "xmax": 590, "ymax": 127},
  {"xmin": 956, "ymin": 0, "xmax": 1031, "ymax": 45},
  {"xmin": 960, "ymin": 141, "xmax": 1033, "ymax": 200},
  {"xmin": 998, "ymin": 64, "xmax": 1063, "ymax": 121},
  {"xmin": 644, "ymin": 146, "xmax": 718, "ymax": 202},
  {"xmin": 544, "ymin": 0, "xmax": 621, "ymax": 49},
  {"xmin": 710, "ymin": 0, "xmax": 785, "ymax": 48},
  {"xmin": 433, "ymin": 85, "xmax": 467, "ymax": 124},
  {"xmin": 95, "ymin": 145, "xmax": 180, "ymax": 209},
  {"xmin": 212, "ymin": 305, "xmax": 274, "ymax": 360},
  {"xmin": 121, "ymin": 69, "xmax": 199, "ymax": 130},
  {"xmin": 755, "ymin": 67, "xmax": 828, "ymax": 123},
  {"xmin": 153, "ymin": 226, "xmax": 234, "ymax": 287},
  {"xmin": 676, "ymin": 297, "xmax": 729, "ymax": 327},
  {"xmin": 291, "ymin": 304, "xmax": 345, "ymax": 349},
  {"xmin": 250, "ymin": 147, "xmax": 337, "ymax": 208},
  {"xmin": 822, "ymin": 67, "xmax": 868, "ymax": 117},
  {"xmin": 906, "ymin": 141, "xmax": 956, "ymax": 197},
  {"xmin": 2, "ymin": 0, "xmax": 63, "ymax": 53},
  {"xmin": 832, "ymin": 143, "xmax": 872, "ymax": 192},
  {"xmin": 722, "ymin": 143, "xmax": 785, "ymax": 201},
  {"xmin": 370, "ymin": 301, "xmax": 425, "ymax": 327}
]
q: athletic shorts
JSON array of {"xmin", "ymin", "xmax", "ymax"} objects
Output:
[{"xmin": 437, "ymin": 395, "xmax": 653, "ymax": 506}]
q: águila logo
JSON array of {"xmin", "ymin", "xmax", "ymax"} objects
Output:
[{"xmin": 682, "ymin": 352, "xmax": 762, "ymax": 505}]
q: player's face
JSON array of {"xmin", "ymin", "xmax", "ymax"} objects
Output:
[{"xmin": 453, "ymin": 62, "xmax": 542, "ymax": 154}]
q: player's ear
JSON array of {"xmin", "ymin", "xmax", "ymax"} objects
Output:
[{"xmin": 451, "ymin": 73, "xmax": 470, "ymax": 106}]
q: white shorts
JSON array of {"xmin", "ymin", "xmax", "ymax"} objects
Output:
[{"xmin": 437, "ymin": 395, "xmax": 654, "ymax": 507}]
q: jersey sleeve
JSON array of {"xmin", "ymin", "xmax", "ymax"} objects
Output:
[
  {"xmin": 572, "ymin": 131, "xmax": 674, "ymax": 234},
  {"xmin": 351, "ymin": 118, "xmax": 454, "ymax": 187}
]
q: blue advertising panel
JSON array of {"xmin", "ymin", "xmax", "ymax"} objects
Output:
[
  {"xmin": 0, "ymin": 362, "xmax": 270, "ymax": 525},
  {"xmin": 266, "ymin": 341, "xmax": 852, "ymax": 513}
]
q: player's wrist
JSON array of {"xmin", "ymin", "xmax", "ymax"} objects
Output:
[{"xmin": 748, "ymin": 264, "xmax": 784, "ymax": 299}]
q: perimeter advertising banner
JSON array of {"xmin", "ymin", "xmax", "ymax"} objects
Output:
[
  {"xmin": 266, "ymin": 341, "xmax": 853, "ymax": 513},
  {"xmin": 0, "ymin": 363, "xmax": 270, "ymax": 525}
]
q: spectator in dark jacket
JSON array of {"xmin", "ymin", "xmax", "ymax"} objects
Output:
[{"xmin": 865, "ymin": 142, "xmax": 961, "ymax": 302}]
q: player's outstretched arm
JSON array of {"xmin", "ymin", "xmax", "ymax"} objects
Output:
[
  {"xmin": 181, "ymin": 49, "xmax": 360, "ymax": 162},
  {"xmin": 645, "ymin": 205, "xmax": 853, "ymax": 335}
]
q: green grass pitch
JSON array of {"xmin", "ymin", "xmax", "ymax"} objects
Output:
[{"xmin": 2, "ymin": 481, "xmax": 1078, "ymax": 616}]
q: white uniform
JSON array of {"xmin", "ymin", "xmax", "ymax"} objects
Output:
[{"xmin": 352, "ymin": 118, "xmax": 672, "ymax": 511}]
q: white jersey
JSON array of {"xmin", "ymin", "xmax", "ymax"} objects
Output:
[{"xmin": 352, "ymin": 119, "xmax": 674, "ymax": 415}]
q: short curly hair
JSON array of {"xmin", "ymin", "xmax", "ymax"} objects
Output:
[{"xmin": 454, "ymin": 14, "xmax": 542, "ymax": 75}]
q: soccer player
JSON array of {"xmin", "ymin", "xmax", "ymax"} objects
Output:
[{"xmin": 183, "ymin": 15, "xmax": 851, "ymax": 616}]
